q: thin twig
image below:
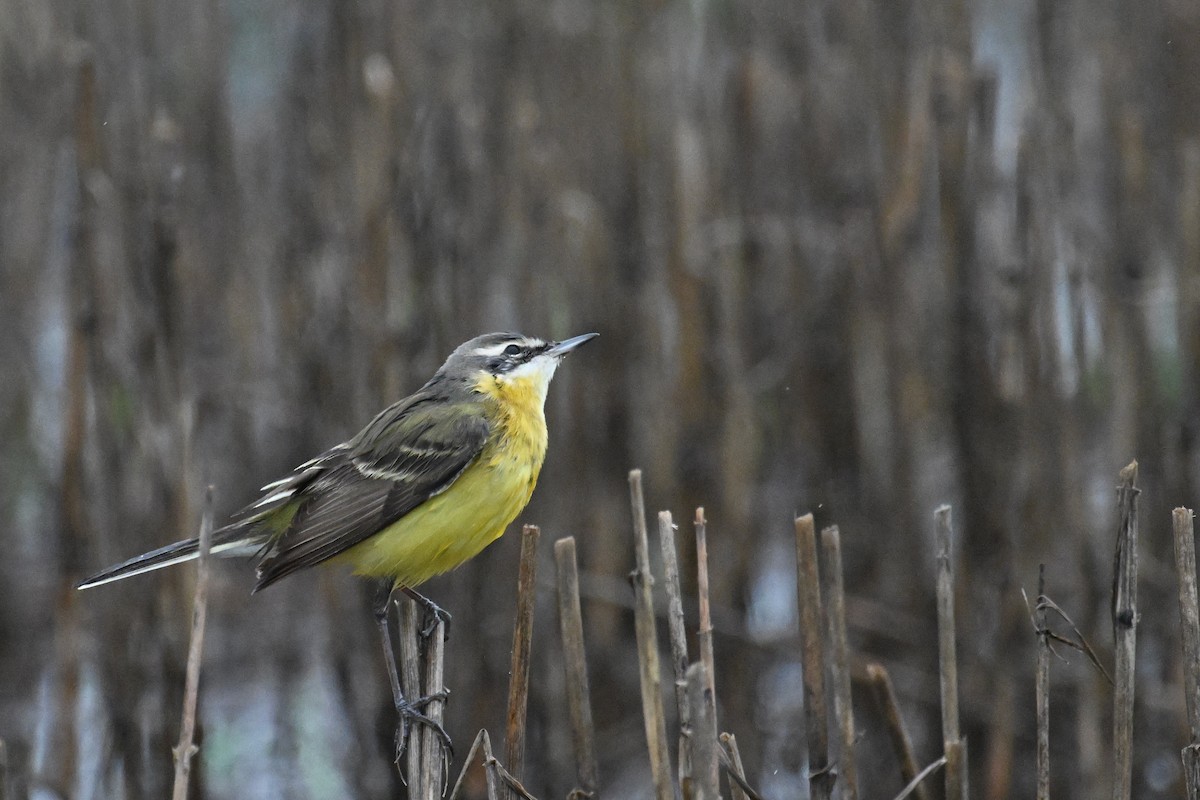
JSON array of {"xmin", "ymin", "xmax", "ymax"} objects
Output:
[
  {"xmin": 554, "ymin": 537, "xmax": 599, "ymax": 796},
  {"xmin": 891, "ymin": 756, "xmax": 948, "ymax": 800},
  {"xmin": 686, "ymin": 662, "xmax": 718, "ymax": 800},
  {"xmin": 1035, "ymin": 565, "xmax": 1049, "ymax": 800},
  {"xmin": 1111, "ymin": 460, "xmax": 1139, "ymax": 800},
  {"xmin": 795, "ymin": 513, "xmax": 832, "ymax": 799},
  {"xmin": 505, "ymin": 524, "xmax": 541, "ymax": 800},
  {"xmin": 934, "ymin": 505, "xmax": 966, "ymax": 800},
  {"xmin": 659, "ymin": 510, "xmax": 692, "ymax": 790},
  {"xmin": 171, "ymin": 486, "xmax": 214, "ymax": 800},
  {"xmin": 421, "ymin": 617, "xmax": 448, "ymax": 800},
  {"xmin": 628, "ymin": 470, "xmax": 674, "ymax": 800},
  {"xmin": 821, "ymin": 525, "xmax": 858, "ymax": 800},
  {"xmin": 866, "ymin": 663, "xmax": 928, "ymax": 800},
  {"xmin": 1173, "ymin": 508, "xmax": 1200, "ymax": 740},
  {"xmin": 719, "ymin": 733, "xmax": 749, "ymax": 800}
]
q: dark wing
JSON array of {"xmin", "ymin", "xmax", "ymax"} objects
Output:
[{"xmin": 252, "ymin": 395, "xmax": 490, "ymax": 591}]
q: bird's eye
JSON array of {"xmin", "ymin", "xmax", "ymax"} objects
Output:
[{"xmin": 503, "ymin": 344, "xmax": 521, "ymax": 356}]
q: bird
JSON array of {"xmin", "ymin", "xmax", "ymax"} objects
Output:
[{"xmin": 78, "ymin": 330, "xmax": 598, "ymax": 758}]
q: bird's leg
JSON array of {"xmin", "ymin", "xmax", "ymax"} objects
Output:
[
  {"xmin": 401, "ymin": 585, "xmax": 453, "ymax": 640},
  {"xmin": 372, "ymin": 579, "xmax": 453, "ymax": 763}
]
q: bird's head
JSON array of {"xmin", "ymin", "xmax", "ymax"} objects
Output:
[{"xmin": 439, "ymin": 331, "xmax": 598, "ymax": 406}]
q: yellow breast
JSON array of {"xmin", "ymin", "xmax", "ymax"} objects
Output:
[{"xmin": 338, "ymin": 374, "xmax": 549, "ymax": 587}]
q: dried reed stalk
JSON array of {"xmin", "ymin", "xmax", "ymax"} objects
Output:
[
  {"xmin": 1111, "ymin": 461, "xmax": 1139, "ymax": 800},
  {"xmin": 171, "ymin": 487, "xmax": 214, "ymax": 800},
  {"xmin": 421, "ymin": 618, "xmax": 448, "ymax": 800},
  {"xmin": 401, "ymin": 599, "xmax": 425, "ymax": 790},
  {"xmin": 1036, "ymin": 565, "xmax": 1049, "ymax": 800},
  {"xmin": 629, "ymin": 470, "xmax": 674, "ymax": 800},
  {"xmin": 867, "ymin": 663, "xmax": 928, "ymax": 800},
  {"xmin": 934, "ymin": 505, "xmax": 966, "ymax": 800},
  {"xmin": 658, "ymin": 510, "xmax": 692, "ymax": 788},
  {"xmin": 505, "ymin": 525, "xmax": 541, "ymax": 800},
  {"xmin": 1173, "ymin": 508, "xmax": 1200, "ymax": 738},
  {"xmin": 795, "ymin": 513, "xmax": 832, "ymax": 799},
  {"xmin": 719, "ymin": 733, "xmax": 749, "ymax": 800},
  {"xmin": 1174, "ymin": 508, "xmax": 1200, "ymax": 800},
  {"xmin": 686, "ymin": 662, "xmax": 718, "ymax": 800},
  {"xmin": 695, "ymin": 508, "xmax": 716, "ymax": 716},
  {"xmin": 821, "ymin": 525, "xmax": 858, "ymax": 800},
  {"xmin": 554, "ymin": 536, "xmax": 599, "ymax": 796}
]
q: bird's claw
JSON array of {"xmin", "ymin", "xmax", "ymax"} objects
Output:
[
  {"xmin": 393, "ymin": 692, "xmax": 453, "ymax": 763},
  {"xmin": 419, "ymin": 604, "xmax": 452, "ymax": 640}
]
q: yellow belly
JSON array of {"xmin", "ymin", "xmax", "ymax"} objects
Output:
[{"xmin": 335, "ymin": 421, "xmax": 545, "ymax": 587}]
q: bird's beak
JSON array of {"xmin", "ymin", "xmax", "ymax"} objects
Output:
[{"xmin": 548, "ymin": 332, "xmax": 599, "ymax": 357}]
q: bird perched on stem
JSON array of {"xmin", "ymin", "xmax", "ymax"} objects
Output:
[{"xmin": 79, "ymin": 330, "xmax": 598, "ymax": 758}]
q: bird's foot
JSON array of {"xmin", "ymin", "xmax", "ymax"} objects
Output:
[
  {"xmin": 393, "ymin": 691, "xmax": 453, "ymax": 763},
  {"xmin": 402, "ymin": 587, "xmax": 453, "ymax": 640}
]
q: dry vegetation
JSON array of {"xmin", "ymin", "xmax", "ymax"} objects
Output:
[{"xmin": 4, "ymin": 0, "xmax": 1200, "ymax": 797}]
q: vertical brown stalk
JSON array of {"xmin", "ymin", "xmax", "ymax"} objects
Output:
[
  {"xmin": 420, "ymin": 619, "xmax": 448, "ymax": 800},
  {"xmin": 1112, "ymin": 461, "xmax": 1139, "ymax": 800},
  {"xmin": 629, "ymin": 470, "xmax": 674, "ymax": 800},
  {"xmin": 935, "ymin": 505, "xmax": 966, "ymax": 800},
  {"xmin": 401, "ymin": 600, "xmax": 425, "ymax": 792},
  {"xmin": 694, "ymin": 508, "xmax": 717, "ymax": 743},
  {"xmin": 171, "ymin": 488, "xmax": 214, "ymax": 800},
  {"xmin": 1036, "ymin": 565, "xmax": 1050, "ymax": 800},
  {"xmin": 795, "ymin": 513, "xmax": 831, "ymax": 799},
  {"xmin": 554, "ymin": 537, "xmax": 599, "ymax": 796},
  {"xmin": 686, "ymin": 662, "xmax": 718, "ymax": 800},
  {"xmin": 658, "ymin": 511, "xmax": 692, "ymax": 786},
  {"xmin": 505, "ymin": 524, "xmax": 541, "ymax": 799},
  {"xmin": 1173, "ymin": 508, "xmax": 1200, "ymax": 799},
  {"xmin": 821, "ymin": 525, "xmax": 858, "ymax": 800}
]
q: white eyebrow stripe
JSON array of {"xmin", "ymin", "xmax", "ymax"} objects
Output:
[{"xmin": 473, "ymin": 338, "xmax": 543, "ymax": 357}]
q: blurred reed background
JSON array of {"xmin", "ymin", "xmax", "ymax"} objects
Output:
[{"xmin": 2, "ymin": 0, "xmax": 1200, "ymax": 797}]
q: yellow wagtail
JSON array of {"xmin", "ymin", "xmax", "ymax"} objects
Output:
[{"xmin": 78, "ymin": 330, "xmax": 598, "ymax": 753}]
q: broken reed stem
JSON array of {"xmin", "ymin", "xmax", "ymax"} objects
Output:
[
  {"xmin": 1176, "ymin": 508, "xmax": 1200, "ymax": 800},
  {"xmin": 1112, "ymin": 461, "xmax": 1139, "ymax": 800},
  {"xmin": 402, "ymin": 600, "xmax": 425, "ymax": 791},
  {"xmin": 629, "ymin": 470, "xmax": 674, "ymax": 800},
  {"xmin": 658, "ymin": 511, "xmax": 693, "ymax": 788},
  {"xmin": 171, "ymin": 486, "xmax": 214, "ymax": 800},
  {"xmin": 421, "ymin": 618, "xmax": 448, "ymax": 800},
  {"xmin": 505, "ymin": 524, "xmax": 541, "ymax": 800},
  {"xmin": 1036, "ymin": 565, "xmax": 1049, "ymax": 800},
  {"xmin": 686, "ymin": 662, "xmax": 719, "ymax": 800},
  {"xmin": 719, "ymin": 733, "xmax": 749, "ymax": 800},
  {"xmin": 695, "ymin": 509, "xmax": 717, "ymax": 746},
  {"xmin": 554, "ymin": 537, "xmax": 599, "ymax": 796},
  {"xmin": 1173, "ymin": 508, "xmax": 1200, "ymax": 740},
  {"xmin": 821, "ymin": 525, "xmax": 858, "ymax": 800},
  {"xmin": 867, "ymin": 663, "xmax": 929, "ymax": 800},
  {"xmin": 448, "ymin": 729, "xmax": 502, "ymax": 800},
  {"xmin": 1185, "ymin": 744, "xmax": 1200, "ymax": 800},
  {"xmin": 795, "ymin": 513, "xmax": 832, "ymax": 799},
  {"xmin": 934, "ymin": 505, "xmax": 966, "ymax": 800}
]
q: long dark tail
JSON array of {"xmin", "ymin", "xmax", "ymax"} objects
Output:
[{"xmin": 76, "ymin": 523, "xmax": 265, "ymax": 589}]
